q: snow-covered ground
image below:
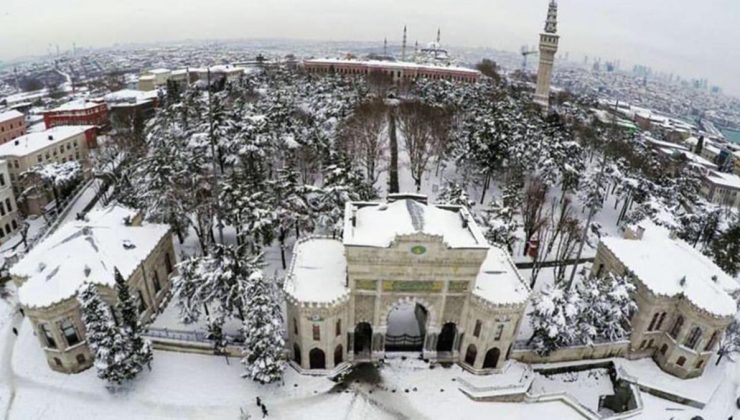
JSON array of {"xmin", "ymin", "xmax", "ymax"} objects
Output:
[{"xmin": 530, "ymin": 368, "xmax": 614, "ymax": 412}]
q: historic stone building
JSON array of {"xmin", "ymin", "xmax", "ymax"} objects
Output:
[
  {"xmin": 592, "ymin": 221, "xmax": 738, "ymax": 379},
  {"xmin": 11, "ymin": 205, "xmax": 177, "ymax": 373},
  {"xmin": 284, "ymin": 194, "xmax": 530, "ymax": 374},
  {"xmin": 534, "ymin": 0, "xmax": 559, "ymax": 110}
]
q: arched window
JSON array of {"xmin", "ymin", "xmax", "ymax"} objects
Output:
[
  {"xmin": 473, "ymin": 320, "xmax": 482, "ymax": 338},
  {"xmin": 336, "ymin": 319, "xmax": 341, "ymax": 337},
  {"xmin": 659, "ymin": 344, "xmax": 668, "ymax": 355},
  {"xmin": 684, "ymin": 327, "xmax": 702, "ymax": 349},
  {"xmin": 695, "ymin": 359, "xmax": 704, "ymax": 369},
  {"xmin": 483, "ymin": 347, "xmax": 500, "ymax": 369},
  {"xmin": 464, "ymin": 344, "xmax": 477, "ymax": 366},
  {"xmin": 669, "ymin": 316, "xmax": 684, "ymax": 339},
  {"xmin": 293, "ymin": 318, "xmax": 298, "ymax": 335},
  {"xmin": 676, "ymin": 356, "xmax": 686, "ymax": 366},
  {"xmin": 309, "ymin": 348, "xmax": 326, "ymax": 369},
  {"xmin": 354, "ymin": 323, "xmax": 373, "ymax": 355},
  {"xmin": 656, "ymin": 312, "xmax": 667, "ymax": 330},
  {"xmin": 76, "ymin": 354, "xmax": 86, "ymax": 364},
  {"xmin": 437, "ymin": 323, "xmax": 457, "ymax": 352},
  {"xmin": 312, "ymin": 324, "xmax": 320, "ymax": 341},
  {"xmin": 647, "ymin": 313, "xmax": 659, "ymax": 331},
  {"xmin": 293, "ymin": 343, "xmax": 301, "ymax": 365},
  {"xmin": 334, "ymin": 344, "xmax": 343, "ymax": 365},
  {"xmin": 704, "ymin": 331, "xmax": 719, "ymax": 351}
]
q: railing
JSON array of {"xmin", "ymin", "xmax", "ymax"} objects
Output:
[
  {"xmin": 144, "ymin": 327, "xmax": 244, "ymax": 345},
  {"xmin": 385, "ymin": 333, "xmax": 424, "ymax": 351}
]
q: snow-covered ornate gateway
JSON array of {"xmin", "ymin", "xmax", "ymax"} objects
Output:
[{"xmin": 284, "ymin": 194, "xmax": 531, "ymax": 374}]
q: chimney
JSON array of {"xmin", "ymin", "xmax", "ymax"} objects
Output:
[{"xmin": 634, "ymin": 225, "xmax": 645, "ymax": 240}]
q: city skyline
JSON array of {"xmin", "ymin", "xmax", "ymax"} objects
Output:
[{"xmin": 1, "ymin": 0, "xmax": 739, "ymax": 95}]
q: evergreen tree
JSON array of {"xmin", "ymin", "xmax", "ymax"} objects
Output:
[
  {"xmin": 528, "ymin": 284, "xmax": 583, "ymax": 355},
  {"xmin": 78, "ymin": 282, "xmax": 129, "ymax": 385},
  {"xmin": 241, "ymin": 271, "xmax": 285, "ymax": 384},
  {"xmin": 709, "ymin": 221, "xmax": 740, "ymax": 276},
  {"xmin": 114, "ymin": 268, "xmax": 153, "ymax": 380},
  {"xmin": 482, "ymin": 199, "xmax": 518, "ymax": 253},
  {"xmin": 437, "ymin": 181, "xmax": 475, "ymax": 208},
  {"xmin": 578, "ymin": 273, "xmax": 637, "ymax": 343}
]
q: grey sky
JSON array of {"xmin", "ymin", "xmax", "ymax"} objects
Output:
[{"xmin": 1, "ymin": 0, "xmax": 739, "ymax": 94}]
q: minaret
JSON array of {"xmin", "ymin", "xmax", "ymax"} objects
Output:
[
  {"xmin": 534, "ymin": 0, "xmax": 559, "ymax": 110},
  {"xmin": 436, "ymin": 28, "xmax": 441, "ymax": 45},
  {"xmin": 402, "ymin": 25, "xmax": 407, "ymax": 61},
  {"xmin": 384, "ymin": 37, "xmax": 388, "ymax": 57}
]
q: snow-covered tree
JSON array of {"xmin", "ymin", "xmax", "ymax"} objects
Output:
[
  {"xmin": 114, "ymin": 268, "xmax": 153, "ymax": 380},
  {"xmin": 709, "ymin": 221, "xmax": 740, "ymax": 277},
  {"xmin": 528, "ymin": 284, "xmax": 583, "ymax": 355},
  {"xmin": 241, "ymin": 271, "xmax": 285, "ymax": 384},
  {"xmin": 578, "ymin": 273, "xmax": 637, "ymax": 343},
  {"xmin": 78, "ymin": 282, "xmax": 129, "ymax": 385},
  {"xmin": 716, "ymin": 318, "xmax": 740, "ymax": 365},
  {"xmin": 313, "ymin": 159, "xmax": 373, "ymax": 238},
  {"xmin": 269, "ymin": 167, "xmax": 312, "ymax": 269},
  {"xmin": 174, "ymin": 244, "xmax": 263, "ymax": 325},
  {"xmin": 482, "ymin": 199, "xmax": 518, "ymax": 253},
  {"xmin": 437, "ymin": 181, "xmax": 475, "ymax": 208}
]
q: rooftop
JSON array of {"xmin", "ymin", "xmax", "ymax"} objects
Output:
[
  {"xmin": 13, "ymin": 205, "xmax": 171, "ymax": 309},
  {"xmin": 472, "ymin": 247, "xmax": 531, "ymax": 306},
  {"xmin": 343, "ymin": 196, "xmax": 489, "ymax": 249},
  {"xmin": 304, "ymin": 58, "xmax": 480, "ymax": 75},
  {"xmin": 705, "ymin": 170, "xmax": 740, "ymax": 190},
  {"xmin": 104, "ymin": 89, "xmax": 159, "ymax": 105},
  {"xmin": 49, "ymin": 99, "xmax": 104, "ymax": 112},
  {"xmin": 0, "ymin": 110, "xmax": 23, "ymax": 122},
  {"xmin": 283, "ymin": 237, "xmax": 348, "ymax": 304},
  {"xmin": 0, "ymin": 125, "xmax": 93, "ymax": 157},
  {"xmin": 601, "ymin": 221, "xmax": 738, "ymax": 317}
]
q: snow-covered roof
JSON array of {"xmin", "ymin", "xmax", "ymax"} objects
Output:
[
  {"xmin": 283, "ymin": 237, "xmax": 348, "ymax": 304},
  {"xmin": 104, "ymin": 89, "xmax": 158, "ymax": 105},
  {"xmin": 0, "ymin": 125, "xmax": 93, "ymax": 157},
  {"xmin": 49, "ymin": 99, "xmax": 103, "ymax": 112},
  {"xmin": 601, "ymin": 221, "xmax": 738, "ymax": 318},
  {"xmin": 472, "ymin": 247, "xmax": 530, "ymax": 306},
  {"xmin": 303, "ymin": 58, "xmax": 480, "ymax": 75},
  {"xmin": 148, "ymin": 68, "xmax": 171, "ymax": 75},
  {"xmin": 343, "ymin": 198, "xmax": 489, "ymax": 249},
  {"xmin": 13, "ymin": 205, "xmax": 171, "ymax": 309},
  {"xmin": 0, "ymin": 110, "xmax": 23, "ymax": 122},
  {"xmin": 705, "ymin": 171, "xmax": 740, "ymax": 190}
]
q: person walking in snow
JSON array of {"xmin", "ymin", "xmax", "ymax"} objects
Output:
[
  {"xmin": 261, "ymin": 404, "xmax": 268, "ymax": 418},
  {"xmin": 256, "ymin": 396, "xmax": 261, "ymax": 407}
]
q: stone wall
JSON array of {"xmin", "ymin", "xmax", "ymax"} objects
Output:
[{"xmin": 511, "ymin": 341, "xmax": 630, "ymax": 365}]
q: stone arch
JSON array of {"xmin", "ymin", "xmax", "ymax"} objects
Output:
[
  {"xmin": 464, "ymin": 344, "xmax": 477, "ymax": 366},
  {"xmin": 309, "ymin": 348, "xmax": 326, "ymax": 369},
  {"xmin": 354, "ymin": 322, "xmax": 373, "ymax": 355},
  {"xmin": 483, "ymin": 347, "xmax": 500, "ymax": 369},
  {"xmin": 379, "ymin": 295, "xmax": 437, "ymax": 329},
  {"xmin": 436, "ymin": 322, "xmax": 457, "ymax": 352}
]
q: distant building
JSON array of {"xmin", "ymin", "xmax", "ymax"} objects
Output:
[
  {"xmin": 104, "ymin": 89, "xmax": 160, "ymax": 133},
  {"xmin": 534, "ymin": 0, "xmax": 559, "ymax": 109},
  {"xmin": 593, "ymin": 221, "xmax": 738, "ymax": 379},
  {"xmin": 302, "ymin": 59, "xmax": 480, "ymax": 83},
  {"xmin": 11, "ymin": 206, "xmax": 176, "ymax": 373},
  {"xmin": 0, "ymin": 126, "xmax": 96, "ymax": 215},
  {"xmin": 0, "ymin": 110, "xmax": 26, "ymax": 145},
  {"xmin": 0, "ymin": 160, "xmax": 20, "ymax": 242},
  {"xmin": 43, "ymin": 100, "xmax": 108, "ymax": 130},
  {"xmin": 700, "ymin": 170, "xmax": 740, "ymax": 208}
]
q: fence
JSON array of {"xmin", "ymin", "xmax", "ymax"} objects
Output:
[{"xmin": 384, "ymin": 334, "xmax": 424, "ymax": 352}]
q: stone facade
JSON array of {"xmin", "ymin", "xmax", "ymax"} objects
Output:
[
  {"xmin": 592, "ymin": 237, "xmax": 733, "ymax": 379},
  {"xmin": 534, "ymin": 1, "xmax": 559, "ymax": 109},
  {"xmin": 285, "ymin": 196, "xmax": 530, "ymax": 374}
]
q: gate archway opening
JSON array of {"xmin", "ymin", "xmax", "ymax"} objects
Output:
[
  {"xmin": 464, "ymin": 344, "xmax": 477, "ymax": 366},
  {"xmin": 309, "ymin": 348, "xmax": 326, "ymax": 369},
  {"xmin": 483, "ymin": 347, "xmax": 500, "ymax": 369},
  {"xmin": 385, "ymin": 302, "xmax": 428, "ymax": 352},
  {"xmin": 354, "ymin": 322, "xmax": 373, "ymax": 356},
  {"xmin": 436, "ymin": 322, "xmax": 457, "ymax": 353}
]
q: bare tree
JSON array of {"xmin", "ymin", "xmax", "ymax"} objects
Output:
[
  {"xmin": 367, "ymin": 69, "xmax": 394, "ymax": 97},
  {"xmin": 397, "ymin": 101, "xmax": 450, "ymax": 192},
  {"xmin": 520, "ymin": 177, "xmax": 549, "ymax": 257},
  {"xmin": 338, "ymin": 99, "xmax": 388, "ymax": 185},
  {"xmin": 530, "ymin": 196, "xmax": 579, "ymax": 287}
]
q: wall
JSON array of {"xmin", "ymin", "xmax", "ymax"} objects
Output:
[{"xmin": 510, "ymin": 341, "xmax": 630, "ymax": 365}]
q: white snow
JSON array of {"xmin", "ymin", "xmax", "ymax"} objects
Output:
[
  {"xmin": 343, "ymin": 199, "xmax": 488, "ymax": 249},
  {"xmin": 473, "ymin": 246, "xmax": 531, "ymax": 306},
  {"xmin": 600, "ymin": 220, "xmax": 738, "ymax": 317},
  {"xmin": 303, "ymin": 58, "xmax": 481, "ymax": 74},
  {"xmin": 0, "ymin": 110, "xmax": 23, "ymax": 123},
  {"xmin": 49, "ymin": 99, "xmax": 103, "ymax": 112},
  {"xmin": 283, "ymin": 238, "xmax": 348, "ymax": 304},
  {"xmin": 0, "ymin": 125, "xmax": 93, "ymax": 157},
  {"xmin": 104, "ymin": 89, "xmax": 159, "ymax": 106},
  {"xmin": 530, "ymin": 368, "xmax": 614, "ymax": 412},
  {"xmin": 705, "ymin": 170, "xmax": 740, "ymax": 190},
  {"xmin": 12, "ymin": 205, "xmax": 171, "ymax": 309}
]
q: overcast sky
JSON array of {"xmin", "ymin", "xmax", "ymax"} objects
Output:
[{"xmin": 1, "ymin": 0, "xmax": 739, "ymax": 94}]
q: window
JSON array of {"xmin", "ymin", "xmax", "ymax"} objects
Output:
[
  {"xmin": 695, "ymin": 359, "xmax": 704, "ymax": 369},
  {"xmin": 54, "ymin": 357, "xmax": 63, "ymax": 367},
  {"xmin": 0, "ymin": 203, "xmax": 5, "ymax": 217},
  {"xmin": 656, "ymin": 312, "xmax": 667, "ymax": 330},
  {"xmin": 473, "ymin": 320, "xmax": 482, "ymax": 338},
  {"xmin": 659, "ymin": 344, "xmax": 668, "ymax": 355},
  {"xmin": 76, "ymin": 354, "xmax": 86, "ymax": 364},
  {"xmin": 336, "ymin": 319, "xmax": 341, "ymax": 337},
  {"xmin": 4, "ymin": 225, "xmax": 10, "ymax": 235},
  {"xmin": 37, "ymin": 155, "xmax": 42, "ymax": 163},
  {"xmin": 684, "ymin": 327, "xmax": 702, "ymax": 350},
  {"xmin": 669, "ymin": 316, "xmax": 684, "ymax": 339},
  {"xmin": 152, "ymin": 270, "xmax": 161, "ymax": 293},
  {"xmin": 312, "ymin": 324, "xmax": 320, "ymax": 341},
  {"xmin": 293, "ymin": 318, "xmax": 298, "ymax": 335},
  {"xmin": 4, "ymin": 198, "xmax": 10, "ymax": 212},
  {"xmin": 595, "ymin": 264, "xmax": 604, "ymax": 278},
  {"xmin": 676, "ymin": 356, "xmax": 686, "ymax": 366},
  {"xmin": 639, "ymin": 340, "xmax": 647, "ymax": 349},
  {"xmin": 0, "ymin": 173, "xmax": 5, "ymax": 186},
  {"xmin": 494, "ymin": 324, "xmax": 504, "ymax": 341},
  {"xmin": 704, "ymin": 331, "xmax": 719, "ymax": 351},
  {"xmin": 647, "ymin": 313, "xmax": 659, "ymax": 331},
  {"xmin": 11, "ymin": 220, "xmax": 17, "ymax": 230},
  {"xmin": 165, "ymin": 253, "xmax": 173, "ymax": 274},
  {"xmin": 40, "ymin": 324, "xmax": 57, "ymax": 348},
  {"xmin": 60, "ymin": 320, "xmax": 80, "ymax": 347},
  {"xmin": 648, "ymin": 339, "xmax": 654, "ymax": 348},
  {"xmin": 138, "ymin": 290, "xmax": 147, "ymax": 313}
]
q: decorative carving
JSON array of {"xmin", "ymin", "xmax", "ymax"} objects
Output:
[
  {"xmin": 448, "ymin": 281, "xmax": 468, "ymax": 293},
  {"xmin": 382, "ymin": 280, "xmax": 444, "ymax": 293},
  {"xmin": 355, "ymin": 295, "xmax": 375, "ymax": 323},
  {"xmin": 355, "ymin": 279, "xmax": 377, "ymax": 290}
]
